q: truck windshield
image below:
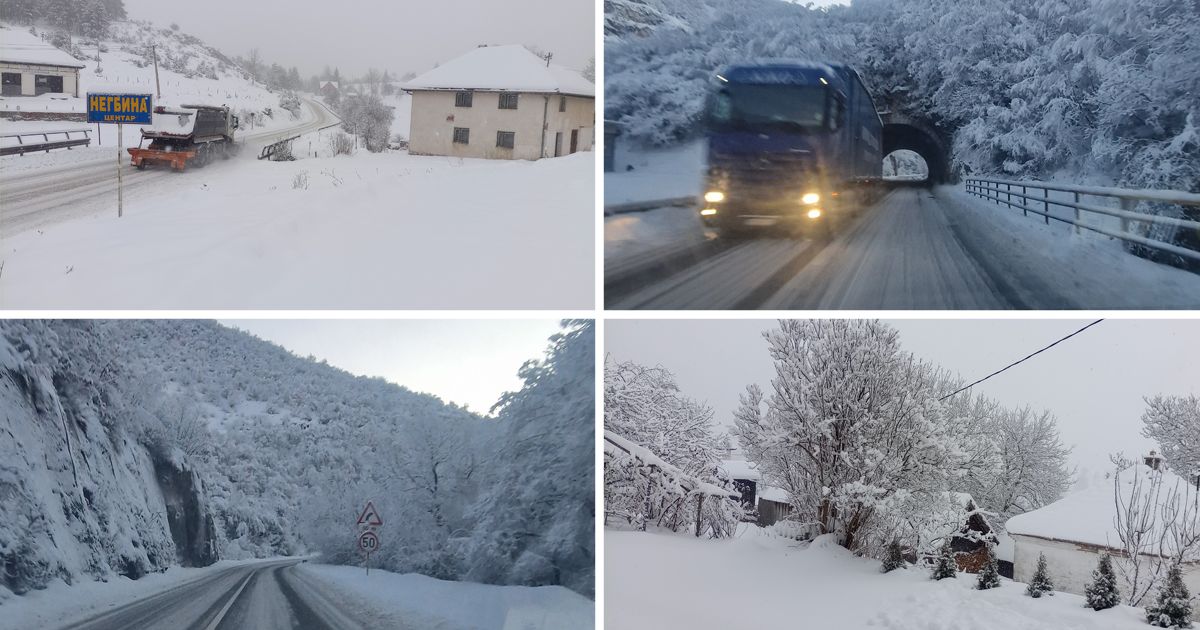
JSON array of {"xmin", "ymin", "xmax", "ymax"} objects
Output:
[{"xmin": 709, "ymin": 84, "xmax": 827, "ymax": 131}]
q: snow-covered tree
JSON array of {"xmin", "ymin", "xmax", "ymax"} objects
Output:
[
  {"xmin": 605, "ymin": 358, "xmax": 721, "ymax": 477},
  {"xmin": 1085, "ymin": 552, "xmax": 1122, "ymax": 611},
  {"xmin": 733, "ymin": 320, "xmax": 971, "ymax": 554},
  {"xmin": 464, "ymin": 321, "xmax": 595, "ymax": 597},
  {"xmin": 977, "ymin": 546, "xmax": 1001, "ymax": 590},
  {"xmin": 1026, "ymin": 552, "xmax": 1054, "ymax": 598},
  {"xmin": 931, "ymin": 540, "xmax": 957, "ymax": 580},
  {"xmin": 1145, "ymin": 562, "xmax": 1194, "ymax": 628},
  {"xmin": 603, "ymin": 358, "xmax": 739, "ymax": 538},
  {"xmin": 1141, "ymin": 395, "xmax": 1200, "ymax": 479}
]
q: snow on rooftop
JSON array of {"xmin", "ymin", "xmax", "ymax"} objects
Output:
[
  {"xmin": 758, "ymin": 486, "xmax": 789, "ymax": 503},
  {"xmin": 0, "ymin": 26, "xmax": 85, "ymax": 68},
  {"xmin": 404, "ymin": 45, "xmax": 594, "ymax": 97},
  {"xmin": 1006, "ymin": 464, "xmax": 1199, "ymax": 551},
  {"xmin": 719, "ymin": 458, "xmax": 762, "ymax": 481}
]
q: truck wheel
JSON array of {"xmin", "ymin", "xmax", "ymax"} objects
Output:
[{"xmin": 135, "ymin": 161, "xmax": 146, "ymax": 171}]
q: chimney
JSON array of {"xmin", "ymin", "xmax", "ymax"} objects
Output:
[{"xmin": 1143, "ymin": 450, "xmax": 1164, "ymax": 471}]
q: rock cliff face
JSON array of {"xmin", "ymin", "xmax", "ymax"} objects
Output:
[{"xmin": 0, "ymin": 322, "xmax": 218, "ymax": 595}]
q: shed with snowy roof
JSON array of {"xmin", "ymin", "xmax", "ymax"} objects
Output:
[
  {"xmin": 402, "ymin": 45, "xmax": 594, "ymax": 160},
  {"xmin": 717, "ymin": 458, "xmax": 794, "ymax": 526},
  {"xmin": 1005, "ymin": 461, "xmax": 1200, "ymax": 616},
  {"xmin": 0, "ymin": 27, "xmax": 85, "ymax": 98}
]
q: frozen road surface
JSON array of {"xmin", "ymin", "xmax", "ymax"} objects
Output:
[
  {"xmin": 58, "ymin": 560, "xmax": 366, "ymax": 630},
  {"xmin": 606, "ymin": 186, "xmax": 1200, "ymax": 309}
]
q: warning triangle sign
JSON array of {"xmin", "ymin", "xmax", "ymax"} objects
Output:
[{"xmin": 357, "ymin": 501, "xmax": 383, "ymax": 526}]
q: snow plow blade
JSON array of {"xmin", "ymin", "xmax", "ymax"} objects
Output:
[{"xmin": 128, "ymin": 147, "xmax": 195, "ymax": 172}]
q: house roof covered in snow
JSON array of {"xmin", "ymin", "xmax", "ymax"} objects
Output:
[
  {"xmin": 403, "ymin": 45, "xmax": 594, "ymax": 97},
  {"xmin": 758, "ymin": 486, "xmax": 789, "ymax": 503},
  {"xmin": 320, "ymin": 81, "xmax": 339, "ymax": 91},
  {"xmin": 719, "ymin": 458, "xmax": 762, "ymax": 481},
  {"xmin": 604, "ymin": 430, "xmax": 738, "ymax": 499},
  {"xmin": 1006, "ymin": 464, "xmax": 1199, "ymax": 551},
  {"xmin": 0, "ymin": 27, "xmax": 86, "ymax": 68}
]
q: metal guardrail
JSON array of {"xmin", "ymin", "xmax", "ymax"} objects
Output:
[
  {"xmin": 0, "ymin": 128, "xmax": 91, "ymax": 156},
  {"xmin": 605, "ymin": 196, "xmax": 698, "ymax": 216},
  {"xmin": 964, "ymin": 176, "xmax": 1200, "ymax": 263},
  {"xmin": 259, "ymin": 134, "xmax": 301, "ymax": 160}
]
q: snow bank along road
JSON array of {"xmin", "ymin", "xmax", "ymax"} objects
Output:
[
  {"xmin": 606, "ymin": 186, "xmax": 1200, "ymax": 309},
  {"xmin": 0, "ymin": 98, "xmax": 338, "ymax": 235},
  {"xmin": 55, "ymin": 559, "xmax": 367, "ymax": 630}
]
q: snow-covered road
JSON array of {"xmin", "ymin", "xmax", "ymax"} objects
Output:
[
  {"xmin": 54, "ymin": 560, "xmax": 373, "ymax": 630},
  {"xmin": 606, "ymin": 186, "xmax": 1200, "ymax": 309},
  {"xmin": 0, "ymin": 98, "xmax": 336, "ymax": 235}
]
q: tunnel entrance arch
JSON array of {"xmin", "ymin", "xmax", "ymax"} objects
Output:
[{"xmin": 881, "ymin": 114, "xmax": 952, "ymax": 184}]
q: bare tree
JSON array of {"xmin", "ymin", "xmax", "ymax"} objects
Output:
[
  {"xmin": 245, "ymin": 47, "xmax": 262, "ymax": 83},
  {"xmin": 1110, "ymin": 457, "xmax": 1200, "ymax": 606}
]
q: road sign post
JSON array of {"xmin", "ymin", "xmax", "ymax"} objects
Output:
[
  {"xmin": 87, "ymin": 93, "xmax": 152, "ymax": 219},
  {"xmin": 356, "ymin": 501, "xmax": 383, "ymax": 576}
]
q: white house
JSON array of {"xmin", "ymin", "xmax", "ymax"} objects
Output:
[
  {"xmin": 402, "ymin": 45, "xmax": 594, "ymax": 160},
  {"xmin": 0, "ymin": 27, "xmax": 85, "ymax": 98},
  {"xmin": 1006, "ymin": 460, "xmax": 1200, "ymax": 618}
]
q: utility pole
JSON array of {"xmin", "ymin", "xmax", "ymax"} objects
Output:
[
  {"xmin": 544, "ymin": 52, "xmax": 552, "ymax": 67},
  {"xmin": 152, "ymin": 45, "xmax": 161, "ymax": 99}
]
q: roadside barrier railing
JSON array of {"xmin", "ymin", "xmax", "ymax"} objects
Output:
[
  {"xmin": 0, "ymin": 128, "xmax": 92, "ymax": 156},
  {"xmin": 964, "ymin": 176, "xmax": 1200, "ymax": 263}
]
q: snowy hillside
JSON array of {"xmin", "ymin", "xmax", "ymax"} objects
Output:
[
  {"xmin": 0, "ymin": 320, "xmax": 595, "ymax": 601},
  {"xmin": 0, "ymin": 19, "xmax": 305, "ymax": 150},
  {"xmin": 605, "ymin": 0, "xmax": 1200, "ymax": 193},
  {"xmin": 0, "ymin": 321, "xmax": 219, "ymax": 596}
]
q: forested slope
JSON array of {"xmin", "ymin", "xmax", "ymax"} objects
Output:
[
  {"xmin": 606, "ymin": 0, "xmax": 1200, "ymax": 192},
  {"xmin": 1, "ymin": 320, "xmax": 595, "ymax": 598}
]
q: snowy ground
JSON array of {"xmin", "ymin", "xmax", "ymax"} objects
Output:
[
  {"xmin": 605, "ymin": 527, "xmax": 1149, "ymax": 630},
  {"xmin": 301, "ymin": 564, "xmax": 594, "ymax": 630},
  {"xmin": 0, "ymin": 148, "xmax": 594, "ymax": 309}
]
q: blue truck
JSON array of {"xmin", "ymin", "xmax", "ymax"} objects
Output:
[{"xmin": 700, "ymin": 61, "xmax": 882, "ymax": 235}]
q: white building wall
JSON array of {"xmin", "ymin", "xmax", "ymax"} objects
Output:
[
  {"xmin": 1013, "ymin": 534, "xmax": 1200, "ymax": 618},
  {"xmin": 0, "ymin": 62, "xmax": 80, "ymax": 97},
  {"xmin": 407, "ymin": 89, "xmax": 594, "ymax": 160}
]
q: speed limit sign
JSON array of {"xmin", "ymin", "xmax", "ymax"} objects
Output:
[{"xmin": 358, "ymin": 530, "xmax": 379, "ymax": 552}]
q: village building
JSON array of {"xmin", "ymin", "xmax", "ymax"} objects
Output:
[
  {"xmin": 319, "ymin": 81, "xmax": 340, "ymax": 100},
  {"xmin": 402, "ymin": 45, "xmax": 594, "ymax": 160},
  {"xmin": 718, "ymin": 457, "xmax": 793, "ymax": 526},
  {"xmin": 1006, "ymin": 456, "xmax": 1200, "ymax": 618},
  {"xmin": 0, "ymin": 27, "xmax": 85, "ymax": 98}
]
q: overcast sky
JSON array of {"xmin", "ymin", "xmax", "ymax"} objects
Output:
[
  {"xmin": 606, "ymin": 319, "xmax": 1199, "ymax": 479},
  {"xmin": 124, "ymin": 0, "xmax": 594, "ymax": 79},
  {"xmin": 221, "ymin": 319, "xmax": 562, "ymax": 415}
]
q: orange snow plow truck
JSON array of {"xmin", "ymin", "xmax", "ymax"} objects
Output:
[{"xmin": 128, "ymin": 104, "xmax": 239, "ymax": 172}]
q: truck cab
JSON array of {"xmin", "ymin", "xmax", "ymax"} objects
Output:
[{"xmin": 700, "ymin": 62, "xmax": 882, "ymax": 236}]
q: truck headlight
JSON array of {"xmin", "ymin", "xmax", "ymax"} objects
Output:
[
  {"xmin": 704, "ymin": 191, "xmax": 725, "ymax": 203},
  {"xmin": 807, "ymin": 208, "xmax": 822, "ymax": 219},
  {"xmin": 700, "ymin": 208, "xmax": 718, "ymax": 216},
  {"xmin": 801, "ymin": 192, "xmax": 820, "ymax": 205}
]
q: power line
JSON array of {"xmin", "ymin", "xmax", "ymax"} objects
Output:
[{"xmin": 938, "ymin": 319, "xmax": 1104, "ymax": 402}]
